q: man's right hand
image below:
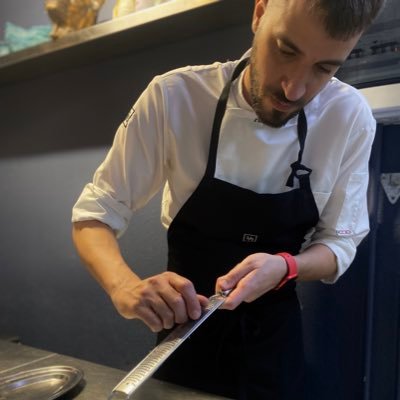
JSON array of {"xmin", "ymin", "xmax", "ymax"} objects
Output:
[
  {"xmin": 109, "ymin": 271, "xmax": 209, "ymax": 332},
  {"xmin": 72, "ymin": 221, "xmax": 208, "ymax": 333}
]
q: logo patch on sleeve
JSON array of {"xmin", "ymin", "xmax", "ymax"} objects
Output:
[{"xmin": 336, "ymin": 229, "xmax": 353, "ymax": 236}]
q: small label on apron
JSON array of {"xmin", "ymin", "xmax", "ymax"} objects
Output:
[{"xmin": 243, "ymin": 234, "xmax": 258, "ymax": 242}]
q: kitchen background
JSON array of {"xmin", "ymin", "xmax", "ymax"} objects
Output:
[{"xmin": 0, "ymin": 1, "xmax": 399, "ymax": 399}]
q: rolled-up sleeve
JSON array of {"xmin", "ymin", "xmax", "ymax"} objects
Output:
[
  {"xmin": 72, "ymin": 77, "xmax": 167, "ymax": 237},
  {"xmin": 72, "ymin": 183, "xmax": 134, "ymax": 237}
]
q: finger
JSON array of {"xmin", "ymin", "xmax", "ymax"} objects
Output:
[
  {"xmin": 145, "ymin": 273, "xmax": 188, "ymax": 325},
  {"xmin": 138, "ymin": 306, "xmax": 164, "ymax": 333},
  {"xmin": 197, "ymin": 294, "xmax": 209, "ymax": 309},
  {"xmin": 162, "ymin": 290, "xmax": 189, "ymax": 324},
  {"xmin": 216, "ymin": 259, "xmax": 255, "ymax": 293},
  {"xmin": 220, "ymin": 269, "xmax": 259, "ymax": 310},
  {"xmin": 143, "ymin": 291, "xmax": 176, "ymax": 329},
  {"xmin": 170, "ymin": 275, "xmax": 202, "ymax": 321},
  {"xmin": 154, "ymin": 273, "xmax": 194, "ymax": 323},
  {"xmin": 219, "ymin": 286, "xmax": 244, "ymax": 310}
]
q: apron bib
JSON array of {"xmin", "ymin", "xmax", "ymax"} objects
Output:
[{"xmin": 154, "ymin": 58, "xmax": 319, "ymax": 400}]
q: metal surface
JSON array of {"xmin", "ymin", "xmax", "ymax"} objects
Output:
[
  {"xmin": 0, "ymin": 339, "xmax": 232, "ymax": 399},
  {"xmin": 110, "ymin": 291, "xmax": 230, "ymax": 400},
  {"xmin": 0, "ymin": 365, "xmax": 83, "ymax": 400}
]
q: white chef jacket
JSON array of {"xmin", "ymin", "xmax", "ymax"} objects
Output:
[{"xmin": 72, "ymin": 57, "xmax": 376, "ymax": 284}]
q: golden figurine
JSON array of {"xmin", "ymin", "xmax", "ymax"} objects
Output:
[
  {"xmin": 112, "ymin": 0, "xmax": 173, "ymax": 18},
  {"xmin": 45, "ymin": 0, "xmax": 106, "ymax": 39},
  {"xmin": 113, "ymin": 0, "xmax": 136, "ymax": 18}
]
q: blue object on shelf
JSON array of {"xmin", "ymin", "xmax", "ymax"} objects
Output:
[{"xmin": 3, "ymin": 22, "xmax": 52, "ymax": 53}]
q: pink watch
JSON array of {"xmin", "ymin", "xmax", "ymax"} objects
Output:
[{"xmin": 275, "ymin": 252, "xmax": 298, "ymax": 290}]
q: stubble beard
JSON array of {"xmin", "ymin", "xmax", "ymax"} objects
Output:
[{"xmin": 249, "ymin": 57, "xmax": 302, "ymax": 128}]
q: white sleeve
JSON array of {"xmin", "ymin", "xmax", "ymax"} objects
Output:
[
  {"xmin": 72, "ymin": 77, "xmax": 168, "ymax": 237},
  {"xmin": 304, "ymin": 105, "xmax": 377, "ymax": 283}
]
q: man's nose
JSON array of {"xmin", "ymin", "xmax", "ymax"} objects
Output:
[{"xmin": 281, "ymin": 73, "xmax": 307, "ymax": 102}]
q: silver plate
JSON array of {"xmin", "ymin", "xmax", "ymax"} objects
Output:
[{"xmin": 0, "ymin": 365, "xmax": 83, "ymax": 400}]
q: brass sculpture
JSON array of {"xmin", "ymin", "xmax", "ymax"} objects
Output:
[
  {"xmin": 113, "ymin": 0, "xmax": 173, "ymax": 18},
  {"xmin": 45, "ymin": 0, "xmax": 105, "ymax": 39}
]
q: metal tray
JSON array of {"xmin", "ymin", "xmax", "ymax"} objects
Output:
[{"xmin": 0, "ymin": 365, "xmax": 83, "ymax": 400}]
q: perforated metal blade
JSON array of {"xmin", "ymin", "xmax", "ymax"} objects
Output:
[{"xmin": 109, "ymin": 291, "xmax": 230, "ymax": 400}]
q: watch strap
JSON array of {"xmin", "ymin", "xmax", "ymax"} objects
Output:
[{"xmin": 275, "ymin": 252, "xmax": 298, "ymax": 290}]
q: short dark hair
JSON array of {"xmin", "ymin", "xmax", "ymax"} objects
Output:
[{"xmin": 308, "ymin": 0, "xmax": 386, "ymax": 40}]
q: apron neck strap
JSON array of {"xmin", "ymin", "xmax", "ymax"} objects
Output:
[
  {"xmin": 285, "ymin": 109, "xmax": 312, "ymax": 188},
  {"xmin": 204, "ymin": 57, "xmax": 312, "ymax": 189},
  {"xmin": 205, "ymin": 58, "xmax": 249, "ymax": 178}
]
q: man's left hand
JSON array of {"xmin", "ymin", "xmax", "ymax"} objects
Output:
[{"xmin": 216, "ymin": 253, "xmax": 287, "ymax": 310}]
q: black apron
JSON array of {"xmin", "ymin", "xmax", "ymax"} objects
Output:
[{"xmin": 154, "ymin": 58, "xmax": 319, "ymax": 400}]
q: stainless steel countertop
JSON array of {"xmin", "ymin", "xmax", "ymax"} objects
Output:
[{"xmin": 0, "ymin": 340, "xmax": 231, "ymax": 399}]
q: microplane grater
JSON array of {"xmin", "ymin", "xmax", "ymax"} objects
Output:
[{"xmin": 108, "ymin": 290, "xmax": 230, "ymax": 400}]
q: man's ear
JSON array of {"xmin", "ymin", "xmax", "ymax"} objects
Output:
[{"xmin": 252, "ymin": 0, "xmax": 267, "ymax": 33}]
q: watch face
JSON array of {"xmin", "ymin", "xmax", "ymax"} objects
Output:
[{"xmin": 336, "ymin": 0, "xmax": 400, "ymax": 88}]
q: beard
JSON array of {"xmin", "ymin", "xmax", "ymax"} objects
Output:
[{"xmin": 249, "ymin": 55, "xmax": 304, "ymax": 128}]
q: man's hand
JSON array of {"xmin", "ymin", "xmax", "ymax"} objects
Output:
[
  {"xmin": 110, "ymin": 271, "xmax": 209, "ymax": 332},
  {"xmin": 215, "ymin": 253, "xmax": 287, "ymax": 310},
  {"xmin": 72, "ymin": 221, "xmax": 210, "ymax": 333}
]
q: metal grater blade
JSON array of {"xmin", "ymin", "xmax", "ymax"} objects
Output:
[{"xmin": 109, "ymin": 291, "xmax": 230, "ymax": 400}]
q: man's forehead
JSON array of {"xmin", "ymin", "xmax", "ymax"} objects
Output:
[
  {"xmin": 265, "ymin": 0, "xmax": 315, "ymax": 18},
  {"xmin": 264, "ymin": 1, "xmax": 360, "ymax": 61}
]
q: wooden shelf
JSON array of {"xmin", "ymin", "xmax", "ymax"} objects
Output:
[{"xmin": 0, "ymin": 0, "xmax": 253, "ymax": 86}]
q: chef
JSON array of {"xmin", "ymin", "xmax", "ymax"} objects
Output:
[{"xmin": 71, "ymin": 0, "xmax": 385, "ymax": 398}]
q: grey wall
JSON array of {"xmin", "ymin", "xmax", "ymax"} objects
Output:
[{"xmin": 0, "ymin": 6, "xmax": 253, "ymax": 371}]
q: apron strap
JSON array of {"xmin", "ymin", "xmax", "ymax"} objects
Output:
[
  {"xmin": 286, "ymin": 109, "xmax": 313, "ymax": 189},
  {"xmin": 205, "ymin": 57, "xmax": 249, "ymax": 179},
  {"xmin": 205, "ymin": 57, "xmax": 312, "ymax": 191}
]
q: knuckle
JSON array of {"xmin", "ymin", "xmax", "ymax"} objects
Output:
[
  {"xmin": 179, "ymin": 280, "xmax": 195, "ymax": 296},
  {"xmin": 169, "ymin": 294, "xmax": 185, "ymax": 308},
  {"xmin": 147, "ymin": 276, "xmax": 159, "ymax": 287},
  {"xmin": 175, "ymin": 314, "xmax": 188, "ymax": 324},
  {"xmin": 140, "ymin": 288, "xmax": 153, "ymax": 301},
  {"xmin": 161, "ymin": 271, "xmax": 175, "ymax": 280},
  {"xmin": 163, "ymin": 307, "xmax": 174, "ymax": 321}
]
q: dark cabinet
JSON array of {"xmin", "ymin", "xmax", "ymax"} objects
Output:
[{"xmin": 298, "ymin": 124, "xmax": 400, "ymax": 400}]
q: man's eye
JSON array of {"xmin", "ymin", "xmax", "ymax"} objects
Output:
[
  {"xmin": 279, "ymin": 48, "xmax": 295, "ymax": 57},
  {"xmin": 317, "ymin": 64, "xmax": 333, "ymax": 74}
]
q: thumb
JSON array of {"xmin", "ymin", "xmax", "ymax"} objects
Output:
[
  {"xmin": 216, "ymin": 262, "xmax": 250, "ymax": 292},
  {"xmin": 216, "ymin": 277, "xmax": 231, "ymax": 293}
]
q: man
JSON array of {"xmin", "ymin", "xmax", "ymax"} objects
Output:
[{"xmin": 72, "ymin": 0, "xmax": 385, "ymax": 398}]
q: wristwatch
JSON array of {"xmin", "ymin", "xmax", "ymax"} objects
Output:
[{"xmin": 274, "ymin": 252, "xmax": 298, "ymax": 290}]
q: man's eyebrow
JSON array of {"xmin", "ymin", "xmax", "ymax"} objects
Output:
[
  {"xmin": 278, "ymin": 35, "xmax": 345, "ymax": 67},
  {"xmin": 278, "ymin": 35, "xmax": 303, "ymax": 54}
]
